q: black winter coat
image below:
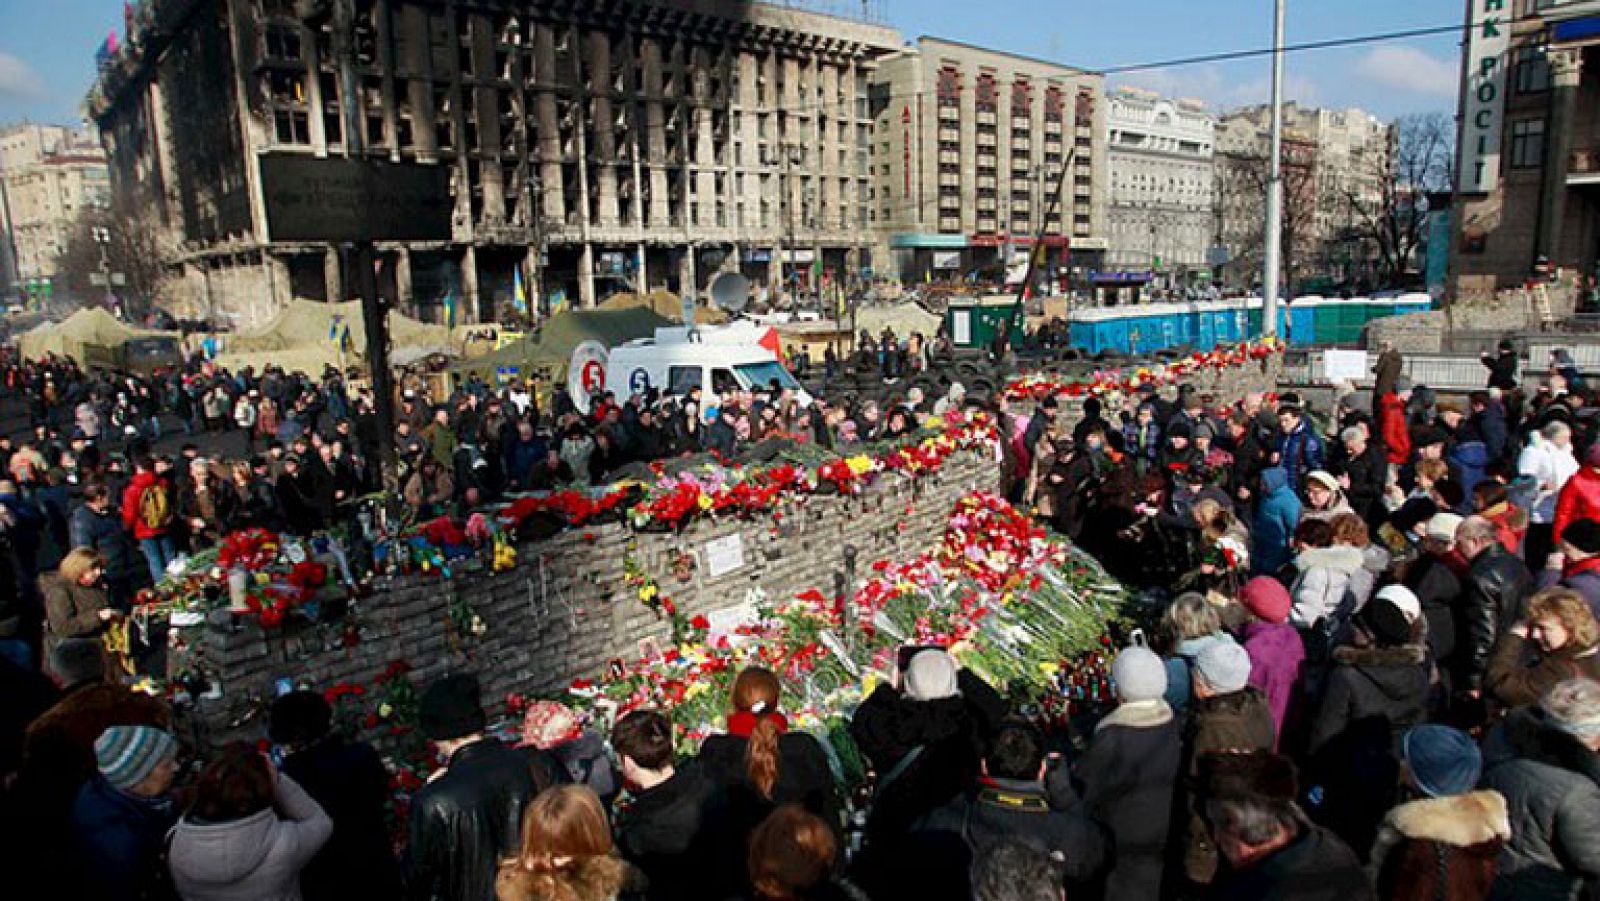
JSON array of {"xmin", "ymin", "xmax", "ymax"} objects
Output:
[
  {"xmin": 900, "ymin": 777, "xmax": 1108, "ymax": 901},
  {"xmin": 697, "ymin": 730, "xmax": 841, "ymax": 846},
  {"xmin": 1404, "ymin": 553, "xmax": 1461, "ymax": 669},
  {"xmin": 1340, "ymin": 443, "xmax": 1389, "ymax": 527},
  {"xmin": 281, "ymin": 736, "xmax": 401, "ymax": 901},
  {"xmin": 1482, "ymin": 707, "xmax": 1600, "ymax": 899},
  {"xmin": 1305, "ymin": 644, "xmax": 1430, "ymax": 858},
  {"xmin": 68, "ymin": 504, "xmax": 135, "ymax": 582},
  {"xmin": 615, "ymin": 763, "xmax": 743, "ymax": 901},
  {"xmin": 1207, "ymin": 824, "xmax": 1373, "ymax": 901},
  {"xmin": 1461, "ymin": 544, "xmax": 1534, "ymax": 690},
  {"xmin": 404, "ymin": 738, "xmax": 560, "ymax": 901},
  {"xmin": 849, "ymin": 670, "xmax": 1007, "ymax": 843},
  {"xmin": 1074, "ymin": 705, "xmax": 1183, "ymax": 901}
]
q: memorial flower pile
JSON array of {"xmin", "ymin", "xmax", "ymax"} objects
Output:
[
  {"xmin": 1004, "ymin": 337, "xmax": 1282, "ymax": 402},
  {"xmin": 567, "ymin": 491, "xmax": 1128, "ymax": 761}
]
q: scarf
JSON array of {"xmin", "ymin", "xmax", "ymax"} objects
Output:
[{"xmin": 727, "ymin": 709, "xmax": 789, "ymax": 738}]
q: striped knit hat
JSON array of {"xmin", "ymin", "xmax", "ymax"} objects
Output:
[{"xmin": 94, "ymin": 725, "xmax": 177, "ymax": 791}]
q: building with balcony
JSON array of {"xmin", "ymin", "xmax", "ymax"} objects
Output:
[
  {"xmin": 0, "ymin": 124, "xmax": 111, "ymax": 302},
  {"xmin": 868, "ymin": 37, "xmax": 1106, "ymax": 287},
  {"xmin": 88, "ymin": 0, "xmax": 897, "ymax": 326},
  {"xmin": 1449, "ymin": 0, "xmax": 1600, "ymax": 301},
  {"xmin": 1104, "ymin": 87, "xmax": 1214, "ymax": 297}
]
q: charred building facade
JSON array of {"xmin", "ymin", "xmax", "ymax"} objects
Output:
[{"xmin": 90, "ymin": 0, "xmax": 898, "ymax": 326}]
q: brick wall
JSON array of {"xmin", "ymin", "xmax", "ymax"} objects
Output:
[{"xmin": 185, "ymin": 449, "xmax": 1000, "ymax": 748}]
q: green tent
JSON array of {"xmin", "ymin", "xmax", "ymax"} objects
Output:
[
  {"xmin": 451, "ymin": 307, "xmax": 673, "ymax": 382},
  {"xmin": 212, "ymin": 299, "xmax": 452, "ymax": 373},
  {"xmin": 19, "ymin": 307, "xmax": 177, "ymax": 367}
]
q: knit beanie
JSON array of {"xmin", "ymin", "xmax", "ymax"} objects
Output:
[
  {"xmin": 1239, "ymin": 576, "xmax": 1292, "ymax": 625},
  {"xmin": 94, "ymin": 725, "xmax": 177, "ymax": 792},
  {"xmin": 419, "ymin": 673, "xmax": 488, "ymax": 741},
  {"xmin": 904, "ymin": 648, "xmax": 960, "ymax": 701},
  {"xmin": 1402, "ymin": 724, "xmax": 1482, "ymax": 798},
  {"xmin": 1390, "ymin": 497, "xmax": 1439, "ymax": 535},
  {"xmin": 1194, "ymin": 642, "xmax": 1252, "ymax": 694},
  {"xmin": 1111, "ymin": 646, "xmax": 1168, "ymax": 703},
  {"xmin": 1359, "ymin": 599, "xmax": 1413, "ymax": 648}
]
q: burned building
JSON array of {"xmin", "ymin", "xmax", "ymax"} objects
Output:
[{"xmin": 89, "ymin": 0, "xmax": 898, "ymax": 327}]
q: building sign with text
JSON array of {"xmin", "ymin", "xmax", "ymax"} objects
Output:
[
  {"xmin": 1458, "ymin": 0, "xmax": 1510, "ymax": 195},
  {"xmin": 260, "ymin": 156, "xmax": 453, "ymax": 243}
]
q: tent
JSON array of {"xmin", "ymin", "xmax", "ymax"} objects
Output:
[
  {"xmin": 18, "ymin": 307, "xmax": 175, "ymax": 366},
  {"xmin": 211, "ymin": 299, "xmax": 452, "ymax": 373},
  {"xmin": 451, "ymin": 306, "xmax": 673, "ymax": 382},
  {"xmin": 599, "ymin": 289, "xmax": 728, "ymax": 325},
  {"xmin": 854, "ymin": 301, "xmax": 942, "ymax": 338}
]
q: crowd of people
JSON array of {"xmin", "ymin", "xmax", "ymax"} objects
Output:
[{"xmin": 8, "ymin": 332, "xmax": 1600, "ymax": 900}]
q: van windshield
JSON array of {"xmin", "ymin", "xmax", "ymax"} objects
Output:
[{"xmin": 733, "ymin": 360, "xmax": 801, "ymax": 392}]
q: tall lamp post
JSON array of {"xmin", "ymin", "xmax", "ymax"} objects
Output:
[{"xmin": 1261, "ymin": 0, "xmax": 1287, "ymax": 338}]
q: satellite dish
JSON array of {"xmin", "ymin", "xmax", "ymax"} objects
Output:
[
  {"xmin": 708, "ymin": 271, "xmax": 751, "ymax": 314},
  {"xmin": 567, "ymin": 340, "xmax": 609, "ymax": 416}
]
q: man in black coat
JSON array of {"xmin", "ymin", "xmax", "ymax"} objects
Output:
[
  {"xmin": 899, "ymin": 721, "xmax": 1107, "ymax": 901},
  {"xmin": 1334, "ymin": 425, "xmax": 1389, "ymax": 529},
  {"xmin": 405, "ymin": 674, "xmax": 560, "ymax": 901},
  {"xmin": 1456, "ymin": 515, "xmax": 1534, "ymax": 697},
  {"xmin": 610, "ymin": 710, "xmax": 740, "ymax": 901},
  {"xmin": 271, "ymin": 691, "xmax": 401, "ymax": 901}
]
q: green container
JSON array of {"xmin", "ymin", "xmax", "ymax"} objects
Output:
[
  {"xmin": 945, "ymin": 299, "xmax": 1024, "ymax": 350},
  {"xmin": 1246, "ymin": 308, "xmax": 1264, "ymax": 338}
]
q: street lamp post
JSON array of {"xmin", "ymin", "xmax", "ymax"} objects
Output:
[{"xmin": 1261, "ymin": 0, "xmax": 1287, "ymax": 338}]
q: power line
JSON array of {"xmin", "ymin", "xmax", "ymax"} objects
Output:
[{"xmin": 1101, "ymin": 23, "xmax": 1464, "ymax": 75}]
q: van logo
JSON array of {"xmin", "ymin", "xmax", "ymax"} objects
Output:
[{"xmin": 629, "ymin": 368, "xmax": 651, "ymax": 394}]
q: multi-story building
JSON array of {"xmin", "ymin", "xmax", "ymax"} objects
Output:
[
  {"xmin": 1104, "ymin": 87, "xmax": 1214, "ymax": 292},
  {"xmin": 0, "ymin": 124, "xmax": 111, "ymax": 302},
  {"xmin": 869, "ymin": 37, "xmax": 1106, "ymax": 287},
  {"xmin": 1448, "ymin": 0, "xmax": 1598, "ymax": 302},
  {"xmin": 1214, "ymin": 102, "xmax": 1392, "ymax": 291},
  {"xmin": 88, "ymin": 0, "xmax": 898, "ymax": 326}
]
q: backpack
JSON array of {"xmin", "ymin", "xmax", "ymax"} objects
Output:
[{"xmin": 138, "ymin": 482, "xmax": 172, "ymax": 531}]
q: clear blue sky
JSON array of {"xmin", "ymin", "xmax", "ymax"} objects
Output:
[{"xmin": 0, "ymin": 0, "xmax": 1464, "ymax": 126}]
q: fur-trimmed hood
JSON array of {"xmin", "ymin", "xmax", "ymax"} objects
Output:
[
  {"xmin": 1332, "ymin": 644, "xmax": 1428, "ymax": 668},
  {"xmin": 496, "ymin": 855, "xmax": 644, "ymax": 901},
  {"xmin": 1386, "ymin": 791, "xmax": 1510, "ymax": 847},
  {"xmin": 1295, "ymin": 545, "xmax": 1366, "ymax": 575},
  {"xmin": 1096, "ymin": 698, "xmax": 1174, "ymax": 733}
]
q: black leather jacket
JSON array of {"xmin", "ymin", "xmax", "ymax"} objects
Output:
[
  {"xmin": 404, "ymin": 737, "xmax": 561, "ymax": 901},
  {"xmin": 1462, "ymin": 544, "xmax": 1533, "ymax": 690}
]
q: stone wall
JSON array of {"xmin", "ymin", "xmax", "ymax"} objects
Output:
[{"xmin": 186, "ymin": 449, "xmax": 999, "ymax": 747}]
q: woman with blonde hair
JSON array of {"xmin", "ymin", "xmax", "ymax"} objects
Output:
[
  {"xmin": 697, "ymin": 667, "xmax": 840, "ymax": 847},
  {"xmin": 41, "ymin": 546, "xmax": 113, "ymax": 667},
  {"xmin": 1485, "ymin": 587, "xmax": 1600, "ymax": 709},
  {"xmin": 1159, "ymin": 593, "xmax": 1238, "ymax": 714},
  {"xmin": 495, "ymin": 785, "xmax": 644, "ymax": 901}
]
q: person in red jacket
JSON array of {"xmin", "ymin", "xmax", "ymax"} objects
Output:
[
  {"xmin": 1553, "ymin": 443, "xmax": 1600, "ymax": 550},
  {"xmin": 1377, "ymin": 378, "xmax": 1413, "ymax": 467},
  {"xmin": 121, "ymin": 455, "xmax": 176, "ymax": 583}
]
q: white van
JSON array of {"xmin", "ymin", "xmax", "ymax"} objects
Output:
[{"xmin": 600, "ymin": 324, "xmax": 810, "ymax": 405}]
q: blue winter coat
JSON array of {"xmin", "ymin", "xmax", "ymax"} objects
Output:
[
  {"xmin": 1279, "ymin": 423, "xmax": 1325, "ymax": 495},
  {"xmin": 1253, "ymin": 467, "xmax": 1302, "ymax": 575},
  {"xmin": 71, "ymin": 776, "xmax": 178, "ymax": 900},
  {"xmin": 1449, "ymin": 440, "xmax": 1490, "ymax": 507}
]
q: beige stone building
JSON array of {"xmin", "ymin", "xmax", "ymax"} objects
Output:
[
  {"xmin": 1105, "ymin": 87, "xmax": 1214, "ymax": 293},
  {"xmin": 88, "ymin": 0, "xmax": 897, "ymax": 326},
  {"xmin": 1214, "ymin": 102, "xmax": 1392, "ymax": 291},
  {"xmin": 1448, "ymin": 0, "xmax": 1600, "ymax": 302},
  {"xmin": 0, "ymin": 124, "xmax": 111, "ymax": 300},
  {"xmin": 868, "ymin": 37, "xmax": 1106, "ymax": 287}
]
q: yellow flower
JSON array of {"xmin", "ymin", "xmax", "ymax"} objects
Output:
[
  {"xmin": 684, "ymin": 681, "xmax": 710, "ymax": 700},
  {"xmin": 378, "ymin": 702, "xmax": 393, "ymax": 718},
  {"xmin": 846, "ymin": 455, "xmax": 875, "ymax": 476},
  {"xmin": 639, "ymin": 584, "xmax": 658, "ymax": 602},
  {"xmin": 697, "ymin": 494, "xmax": 714, "ymax": 511},
  {"xmin": 1039, "ymin": 662, "xmax": 1060, "ymax": 676},
  {"xmin": 862, "ymin": 672, "xmax": 881, "ymax": 697}
]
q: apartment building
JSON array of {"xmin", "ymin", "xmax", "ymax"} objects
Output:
[
  {"xmin": 1104, "ymin": 87, "xmax": 1214, "ymax": 291},
  {"xmin": 0, "ymin": 124, "xmax": 111, "ymax": 301}
]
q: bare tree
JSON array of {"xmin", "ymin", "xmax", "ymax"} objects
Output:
[
  {"xmin": 53, "ymin": 202, "xmax": 167, "ymax": 318},
  {"xmin": 1215, "ymin": 136, "xmax": 1318, "ymax": 292},
  {"xmin": 1340, "ymin": 112, "xmax": 1454, "ymax": 287}
]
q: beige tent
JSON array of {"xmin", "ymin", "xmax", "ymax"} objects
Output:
[
  {"xmin": 18, "ymin": 307, "xmax": 175, "ymax": 366},
  {"xmin": 598, "ymin": 289, "xmax": 728, "ymax": 325},
  {"xmin": 854, "ymin": 301, "xmax": 941, "ymax": 338},
  {"xmin": 212, "ymin": 299, "xmax": 453, "ymax": 374}
]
